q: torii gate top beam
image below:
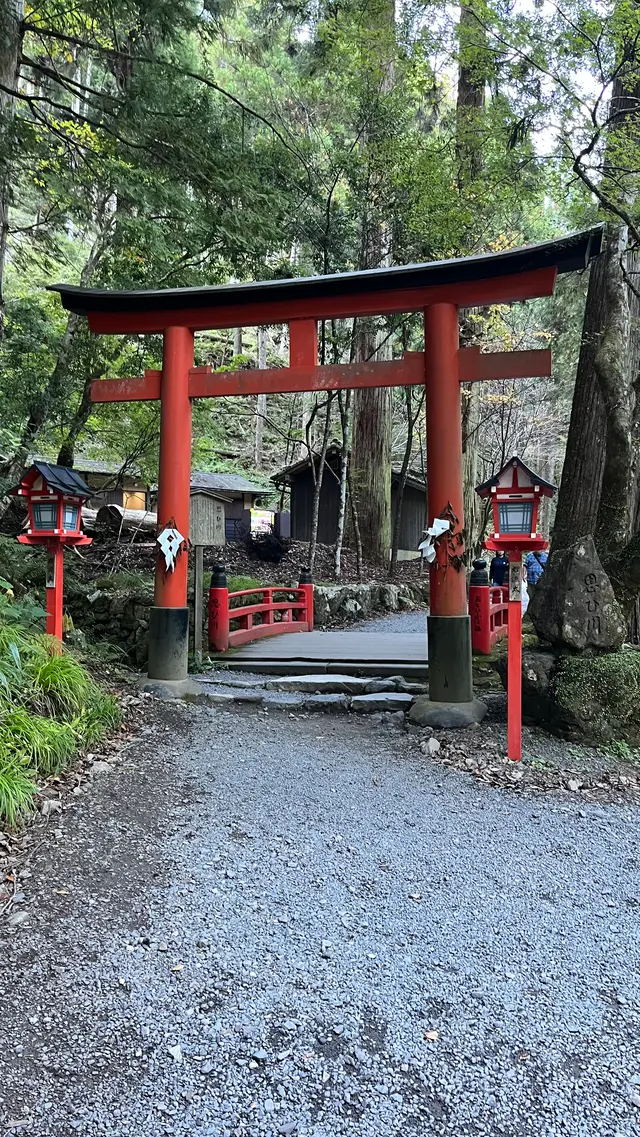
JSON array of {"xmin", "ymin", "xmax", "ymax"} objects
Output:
[{"xmin": 49, "ymin": 226, "xmax": 602, "ymax": 335}]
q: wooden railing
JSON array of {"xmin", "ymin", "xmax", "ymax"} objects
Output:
[{"xmin": 208, "ymin": 565, "xmax": 314, "ymax": 653}]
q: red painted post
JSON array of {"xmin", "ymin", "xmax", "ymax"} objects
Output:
[
  {"xmin": 155, "ymin": 325, "xmax": 194, "ymax": 609},
  {"xmin": 507, "ymin": 555, "xmax": 523, "ymax": 761},
  {"xmin": 424, "ymin": 303, "xmax": 466, "ymax": 617},
  {"xmin": 424, "ymin": 302, "xmax": 473, "ymax": 704},
  {"xmin": 289, "ymin": 319, "xmax": 318, "ymax": 367},
  {"xmin": 298, "ymin": 569, "xmax": 314, "ymax": 630},
  {"xmin": 46, "ymin": 543, "xmax": 64, "ymax": 641},
  {"xmin": 208, "ymin": 564, "xmax": 230, "ymax": 653}
]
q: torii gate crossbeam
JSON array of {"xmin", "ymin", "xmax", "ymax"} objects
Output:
[{"xmin": 50, "ymin": 225, "xmax": 602, "ymax": 711}]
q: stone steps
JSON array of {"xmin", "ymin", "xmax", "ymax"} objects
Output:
[{"xmin": 192, "ymin": 671, "xmax": 428, "ymax": 714}]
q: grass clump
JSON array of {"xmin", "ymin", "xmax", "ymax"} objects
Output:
[
  {"xmin": 0, "ymin": 615, "xmax": 122, "ymax": 829},
  {"xmin": 0, "ymin": 751, "xmax": 37, "ymax": 828}
]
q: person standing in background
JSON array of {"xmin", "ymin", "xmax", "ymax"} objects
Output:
[
  {"xmin": 490, "ymin": 552, "xmax": 509, "ymax": 586},
  {"xmin": 525, "ymin": 549, "xmax": 547, "ymax": 598}
]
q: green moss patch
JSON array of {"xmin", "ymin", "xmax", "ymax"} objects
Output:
[{"xmin": 555, "ymin": 649, "xmax": 640, "ymax": 743}]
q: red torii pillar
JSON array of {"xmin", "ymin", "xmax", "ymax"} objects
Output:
[
  {"xmin": 424, "ymin": 302, "xmax": 472, "ymax": 703},
  {"xmin": 147, "ymin": 325, "xmax": 194, "ymax": 682}
]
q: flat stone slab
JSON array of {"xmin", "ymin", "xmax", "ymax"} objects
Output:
[
  {"xmin": 351, "ymin": 692, "xmax": 414, "ymax": 713},
  {"xmin": 265, "ymin": 674, "xmax": 370, "ymax": 695},
  {"xmin": 408, "ymin": 697, "xmax": 487, "ymax": 729},
  {"xmin": 303, "ymin": 694, "xmax": 350, "ymax": 712},
  {"xmin": 140, "ymin": 676, "xmax": 202, "ymax": 701}
]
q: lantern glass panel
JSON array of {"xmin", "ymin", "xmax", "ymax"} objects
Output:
[
  {"xmin": 63, "ymin": 504, "xmax": 79, "ymax": 530},
  {"xmin": 32, "ymin": 502, "xmax": 57, "ymax": 530},
  {"xmin": 498, "ymin": 500, "xmax": 533, "ymax": 535}
]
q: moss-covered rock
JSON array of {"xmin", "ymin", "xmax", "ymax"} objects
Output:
[
  {"xmin": 494, "ymin": 645, "xmax": 640, "ymax": 743},
  {"xmin": 555, "ymin": 649, "xmax": 640, "ymax": 743}
]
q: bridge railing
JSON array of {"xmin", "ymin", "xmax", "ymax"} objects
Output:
[
  {"xmin": 208, "ymin": 564, "xmax": 314, "ymax": 653},
  {"xmin": 469, "ymin": 583, "xmax": 508, "ymax": 655}
]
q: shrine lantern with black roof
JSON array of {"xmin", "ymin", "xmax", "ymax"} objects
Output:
[
  {"xmin": 10, "ymin": 462, "xmax": 92, "ymax": 641},
  {"xmin": 476, "ymin": 455, "xmax": 556, "ymax": 555},
  {"xmin": 475, "ymin": 456, "xmax": 556, "ymax": 764}
]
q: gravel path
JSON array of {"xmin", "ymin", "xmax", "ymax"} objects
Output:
[
  {"xmin": 1, "ymin": 702, "xmax": 639, "ymax": 1137},
  {"xmin": 355, "ymin": 609, "xmax": 427, "ymax": 634}
]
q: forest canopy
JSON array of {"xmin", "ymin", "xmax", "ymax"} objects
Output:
[{"xmin": 0, "ymin": 0, "xmax": 639, "ymax": 581}]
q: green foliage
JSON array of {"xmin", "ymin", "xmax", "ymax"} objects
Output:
[
  {"xmin": 0, "ymin": 580, "xmax": 47, "ymax": 632},
  {"xmin": 0, "ymin": 621, "xmax": 121, "ymax": 827},
  {"xmin": 30, "ymin": 654, "xmax": 93, "ymax": 718},
  {"xmin": 0, "ymin": 709, "xmax": 76, "ymax": 777},
  {"xmin": 227, "ymin": 575, "xmax": 264, "ymax": 593},
  {"xmin": 73, "ymin": 696, "xmax": 122, "ymax": 747},
  {"xmin": 599, "ymin": 738, "xmax": 640, "ymax": 765},
  {"xmin": 94, "ymin": 572, "xmax": 154, "ymax": 593},
  {"xmin": 0, "ymin": 754, "xmax": 37, "ymax": 829}
]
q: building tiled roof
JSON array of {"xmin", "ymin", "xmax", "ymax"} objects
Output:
[
  {"xmin": 190, "ymin": 471, "xmax": 266, "ymax": 495},
  {"xmin": 32, "ymin": 455, "xmax": 143, "ymax": 478}
]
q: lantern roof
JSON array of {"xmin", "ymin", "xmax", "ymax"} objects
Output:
[
  {"xmin": 10, "ymin": 462, "xmax": 92, "ymax": 499},
  {"xmin": 475, "ymin": 455, "xmax": 556, "ymax": 498}
]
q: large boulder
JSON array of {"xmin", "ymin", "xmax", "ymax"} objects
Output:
[
  {"xmin": 494, "ymin": 646, "xmax": 640, "ymax": 743},
  {"xmin": 494, "ymin": 650, "xmax": 557, "ymax": 722},
  {"xmin": 529, "ymin": 536, "xmax": 626, "ymax": 652}
]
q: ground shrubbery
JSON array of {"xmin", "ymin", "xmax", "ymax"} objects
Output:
[{"xmin": 0, "ymin": 623, "xmax": 121, "ymax": 827}]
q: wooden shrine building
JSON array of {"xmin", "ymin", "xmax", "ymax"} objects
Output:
[{"xmin": 274, "ymin": 444, "xmax": 427, "ymax": 555}]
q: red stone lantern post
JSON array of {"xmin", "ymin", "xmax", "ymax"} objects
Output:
[
  {"xmin": 476, "ymin": 457, "xmax": 556, "ymax": 761},
  {"xmin": 10, "ymin": 463, "xmax": 92, "ymax": 642}
]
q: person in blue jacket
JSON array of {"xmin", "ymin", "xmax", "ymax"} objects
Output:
[{"xmin": 525, "ymin": 549, "xmax": 547, "ymax": 594}]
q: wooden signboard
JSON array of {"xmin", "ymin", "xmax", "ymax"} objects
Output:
[
  {"xmin": 190, "ymin": 492, "xmax": 225, "ymax": 548},
  {"xmin": 189, "ymin": 492, "xmax": 226, "ymax": 665}
]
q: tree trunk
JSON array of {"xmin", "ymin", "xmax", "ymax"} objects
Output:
[
  {"xmin": 0, "ymin": 311, "xmax": 82, "ymax": 485},
  {"xmin": 0, "ymin": 0, "xmax": 24, "ymax": 339},
  {"xmin": 456, "ymin": 2, "xmax": 488, "ymax": 188},
  {"xmin": 390, "ymin": 387, "xmax": 424, "ymax": 577},
  {"xmin": 334, "ymin": 390, "xmax": 352, "ymax": 579},
  {"xmin": 456, "ymin": 4, "xmax": 488, "ymax": 559},
  {"xmin": 349, "ymin": 0, "xmax": 395, "ymax": 565},
  {"xmin": 254, "ymin": 328, "xmax": 267, "ymax": 467},
  {"xmin": 0, "ymin": 208, "xmax": 111, "ymax": 487},
  {"xmin": 57, "ymin": 365, "xmax": 97, "ymax": 467},
  {"xmin": 309, "ymin": 394, "xmax": 334, "ymax": 573},
  {"xmin": 347, "ymin": 467, "xmax": 364, "ymax": 581},
  {"xmin": 350, "ymin": 343, "xmax": 393, "ymax": 563},
  {"xmin": 233, "ymin": 327, "xmax": 243, "ymax": 356},
  {"xmin": 594, "ymin": 234, "xmax": 640, "ymax": 551},
  {"xmin": 551, "ymin": 251, "xmax": 609, "ymax": 551}
]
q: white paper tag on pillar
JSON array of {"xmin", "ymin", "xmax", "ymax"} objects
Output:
[
  {"xmin": 157, "ymin": 526, "xmax": 185, "ymax": 573},
  {"xmin": 418, "ymin": 518, "xmax": 451, "ymax": 561},
  {"xmin": 509, "ymin": 562, "xmax": 522, "ymax": 602}
]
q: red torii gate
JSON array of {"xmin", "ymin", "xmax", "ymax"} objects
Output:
[{"xmin": 51, "ymin": 225, "xmax": 602, "ymax": 706}]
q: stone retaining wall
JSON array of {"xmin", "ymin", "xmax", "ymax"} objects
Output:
[{"xmin": 67, "ymin": 579, "xmax": 429, "ymax": 667}]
